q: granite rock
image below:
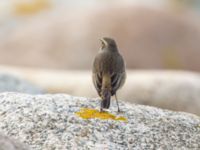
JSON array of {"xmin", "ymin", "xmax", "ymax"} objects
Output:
[{"xmin": 0, "ymin": 93, "xmax": 199, "ymax": 149}]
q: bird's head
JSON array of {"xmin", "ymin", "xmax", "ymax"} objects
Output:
[{"xmin": 100, "ymin": 37, "xmax": 118, "ymax": 51}]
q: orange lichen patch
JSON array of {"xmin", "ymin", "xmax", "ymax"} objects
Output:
[
  {"xmin": 14, "ymin": 0, "xmax": 51, "ymax": 15},
  {"xmin": 76, "ymin": 108, "xmax": 127, "ymax": 122}
]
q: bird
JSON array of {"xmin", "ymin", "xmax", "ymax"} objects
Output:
[{"xmin": 92, "ymin": 37, "xmax": 126, "ymax": 112}]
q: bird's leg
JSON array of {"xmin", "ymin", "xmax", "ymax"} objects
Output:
[
  {"xmin": 100, "ymin": 100, "xmax": 103, "ymax": 112},
  {"xmin": 115, "ymin": 94, "xmax": 120, "ymax": 112},
  {"xmin": 100, "ymin": 107, "xmax": 103, "ymax": 112}
]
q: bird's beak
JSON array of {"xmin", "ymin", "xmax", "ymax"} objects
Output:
[
  {"xmin": 99, "ymin": 38, "xmax": 106, "ymax": 45},
  {"xmin": 99, "ymin": 38, "xmax": 104, "ymax": 43}
]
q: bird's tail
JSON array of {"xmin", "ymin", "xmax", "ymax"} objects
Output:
[
  {"xmin": 101, "ymin": 89, "xmax": 111, "ymax": 109},
  {"xmin": 101, "ymin": 73, "xmax": 111, "ymax": 109}
]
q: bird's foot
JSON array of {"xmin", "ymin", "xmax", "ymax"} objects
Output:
[
  {"xmin": 117, "ymin": 109, "xmax": 125, "ymax": 114},
  {"xmin": 100, "ymin": 108, "xmax": 104, "ymax": 113}
]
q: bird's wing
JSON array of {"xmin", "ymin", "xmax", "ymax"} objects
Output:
[
  {"xmin": 111, "ymin": 71, "xmax": 126, "ymax": 95},
  {"xmin": 92, "ymin": 55, "xmax": 103, "ymax": 95},
  {"xmin": 109, "ymin": 53, "xmax": 126, "ymax": 95},
  {"xmin": 92, "ymin": 72, "xmax": 102, "ymax": 96}
]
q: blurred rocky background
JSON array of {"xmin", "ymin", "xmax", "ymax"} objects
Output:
[
  {"xmin": 0, "ymin": 1, "xmax": 200, "ymax": 148},
  {"xmin": 0, "ymin": 0, "xmax": 200, "ymax": 70},
  {"xmin": 0, "ymin": 0, "xmax": 199, "ymax": 115}
]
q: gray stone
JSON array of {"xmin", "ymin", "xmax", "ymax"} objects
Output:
[
  {"xmin": 0, "ymin": 92, "xmax": 199, "ymax": 149},
  {"xmin": 120, "ymin": 71, "xmax": 200, "ymax": 115},
  {"xmin": 0, "ymin": 133, "xmax": 29, "ymax": 150},
  {"xmin": 0, "ymin": 73, "xmax": 43, "ymax": 94}
]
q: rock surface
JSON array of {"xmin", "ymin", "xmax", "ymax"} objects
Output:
[
  {"xmin": 0, "ymin": 73, "xmax": 43, "ymax": 94},
  {"xmin": 0, "ymin": 93, "xmax": 199, "ymax": 149},
  {"xmin": 0, "ymin": 133, "xmax": 29, "ymax": 150}
]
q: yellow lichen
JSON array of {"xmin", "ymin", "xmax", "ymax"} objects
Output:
[
  {"xmin": 14, "ymin": 0, "xmax": 51, "ymax": 15},
  {"xmin": 76, "ymin": 108, "xmax": 127, "ymax": 122}
]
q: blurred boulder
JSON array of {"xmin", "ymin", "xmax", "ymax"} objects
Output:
[
  {"xmin": 0, "ymin": 73, "xmax": 43, "ymax": 94},
  {"xmin": 120, "ymin": 70, "xmax": 200, "ymax": 115},
  {"xmin": 0, "ymin": 5, "xmax": 200, "ymax": 70},
  {"xmin": 0, "ymin": 66, "xmax": 200, "ymax": 115}
]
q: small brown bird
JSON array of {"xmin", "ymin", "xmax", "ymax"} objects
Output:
[{"xmin": 92, "ymin": 37, "xmax": 126, "ymax": 112}]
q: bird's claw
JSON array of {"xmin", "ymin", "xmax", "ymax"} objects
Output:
[{"xmin": 100, "ymin": 108, "xmax": 103, "ymax": 112}]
